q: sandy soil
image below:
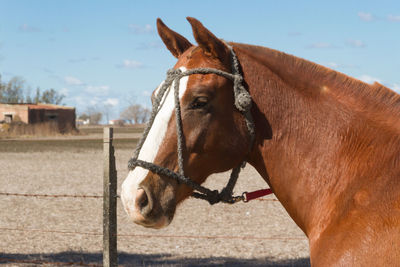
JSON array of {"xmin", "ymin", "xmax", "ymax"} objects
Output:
[{"xmin": 0, "ymin": 141, "xmax": 310, "ymax": 266}]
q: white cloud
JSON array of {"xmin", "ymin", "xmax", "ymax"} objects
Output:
[
  {"xmin": 42, "ymin": 68, "xmax": 54, "ymax": 74},
  {"xmin": 288, "ymin": 32, "xmax": 302, "ymax": 37},
  {"xmin": 136, "ymin": 41, "xmax": 164, "ymax": 50},
  {"xmin": 19, "ymin": 24, "xmax": 41, "ymax": 32},
  {"xmin": 68, "ymin": 57, "xmax": 100, "ymax": 63},
  {"xmin": 326, "ymin": 62, "xmax": 339, "ymax": 68},
  {"xmin": 59, "ymin": 88, "xmax": 69, "ymax": 97},
  {"xmin": 64, "ymin": 76, "xmax": 84, "ymax": 86},
  {"xmin": 358, "ymin": 12, "xmax": 374, "ymax": 22},
  {"xmin": 72, "ymin": 95, "xmax": 99, "ymax": 110},
  {"xmin": 346, "ymin": 39, "xmax": 366, "ymax": 48},
  {"xmin": 89, "ymin": 98, "xmax": 100, "ymax": 106},
  {"xmin": 103, "ymin": 98, "xmax": 119, "ymax": 106},
  {"xmin": 356, "ymin": 77, "xmax": 399, "ymax": 92},
  {"xmin": 1, "ymin": 71, "xmax": 14, "ymax": 77},
  {"xmin": 325, "ymin": 62, "xmax": 359, "ymax": 70},
  {"xmin": 142, "ymin": 90, "xmax": 152, "ymax": 96},
  {"xmin": 388, "ymin": 14, "xmax": 400, "ymax": 22},
  {"xmin": 68, "ymin": 58, "xmax": 86, "ymax": 63},
  {"xmin": 116, "ymin": 59, "xmax": 144, "ymax": 69},
  {"xmin": 85, "ymin": 85, "xmax": 110, "ymax": 95},
  {"xmin": 128, "ymin": 24, "xmax": 154, "ymax": 34},
  {"xmin": 392, "ymin": 84, "xmax": 400, "ymax": 92},
  {"xmin": 306, "ymin": 42, "xmax": 336, "ymax": 49},
  {"xmin": 358, "ymin": 74, "xmax": 382, "ymax": 84},
  {"xmin": 73, "ymin": 95, "xmax": 84, "ymax": 104}
]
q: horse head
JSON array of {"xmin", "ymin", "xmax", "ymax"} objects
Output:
[{"xmin": 121, "ymin": 17, "xmax": 252, "ymax": 228}]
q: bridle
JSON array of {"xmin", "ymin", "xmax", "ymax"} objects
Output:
[{"xmin": 128, "ymin": 44, "xmax": 271, "ymax": 204}]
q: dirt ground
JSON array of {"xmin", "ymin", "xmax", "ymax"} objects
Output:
[{"xmin": 0, "ymin": 130, "xmax": 310, "ymax": 266}]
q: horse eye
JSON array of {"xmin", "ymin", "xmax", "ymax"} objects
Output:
[{"xmin": 190, "ymin": 96, "xmax": 209, "ymax": 109}]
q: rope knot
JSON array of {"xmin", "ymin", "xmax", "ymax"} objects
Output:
[
  {"xmin": 235, "ymin": 91, "xmax": 252, "ymax": 112},
  {"xmin": 234, "ymin": 74, "xmax": 243, "ymax": 83},
  {"xmin": 167, "ymin": 68, "xmax": 182, "ymax": 77},
  {"xmin": 127, "ymin": 158, "xmax": 136, "ymax": 170},
  {"xmin": 208, "ymin": 190, "xmax": 221, "ymax": 205}
]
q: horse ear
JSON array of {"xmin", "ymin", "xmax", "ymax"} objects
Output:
[
  {"xmin": 157, "ymin": 18, "xmax": 193, "ymax": 58},
  {"xmin": 186, "ymin": 17, "xmax": 229, "ymax": 61}
]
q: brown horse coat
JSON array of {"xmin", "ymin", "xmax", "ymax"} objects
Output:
[
  {"xmin": 235, "ymin": 43, "xmax": 400, "ymax": 265},
  {"xmin": 121, "ymin": 18, "xmax": 400, "ymax": 266}
]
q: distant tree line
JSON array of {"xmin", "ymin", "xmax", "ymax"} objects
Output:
[
  {"xmin": 0, "ymin": 75, "xmax": 64, "ymax": 105},
  {"xmin": 1, "ymin": 75, "xmax": 152, "ymax": 126},
  {"xmin": 120, "ymin": 104, "xmax": 150, "ymax": 124},
  {"xmin": 77, "ymin": 106, "xmax": 103, "ymax": 125},
  {"xmin": 77, "ymin": 103, "xmax": 151, "ymax": 125}
]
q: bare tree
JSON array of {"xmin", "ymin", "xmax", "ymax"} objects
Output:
[
  {"xmin": 38, "ymin": 88, "xmax": 64, "ymax": 105},
  {"xmin": 0, "ymin": 76, "xmax": 25, "ymax": 103},
  {"xmin": 120, "ymin": 104, "xmax": 141, "ymax": 124},
  {"xmin": 85, "ymin": 106, "xmax": 103, "ymax": 125},
  {"xmin": 120, "ymin": 104, "xmax": 150, "ymax": 124},
  {"xmin": 78, "ymin": 113, "xmax": 90, "ymax": 121},
  {"xmin": 0, "ymin": 75, "xmax": 65, "ymax": 104},
  {"xmin": 139, "ymin": 107, "xmax": 151, "ymax": 123},
  {"xmin": 102, "ymin": 103, "xmax": 113, "ymax": 124}
]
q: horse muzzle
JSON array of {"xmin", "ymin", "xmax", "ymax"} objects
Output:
[{"xmin": 121, "ymin": 179, "xmax": 175, "ymax": 229}]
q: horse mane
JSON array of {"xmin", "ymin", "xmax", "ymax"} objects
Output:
[{"xmin": 233, "ymin": 43, "xmax": 400, "ymax": 122}]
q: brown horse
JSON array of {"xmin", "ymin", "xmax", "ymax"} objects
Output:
[{"xmin": 121, "ymin": 17, "xmax": 400, "ymax": 265}]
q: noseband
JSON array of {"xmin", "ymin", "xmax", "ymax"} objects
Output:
[{"xmin": 128, "ymin": 44, "xmax": 256, "ymax": 205}]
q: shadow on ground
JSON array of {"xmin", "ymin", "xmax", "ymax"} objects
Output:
[{"xmin": 0, "ymin": 251, "xmax": 310, "ymax": 266}]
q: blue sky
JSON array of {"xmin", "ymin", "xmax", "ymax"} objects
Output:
[{"xmin": 0, "ymin": 0, "xmax": 399, "ymax": 120}]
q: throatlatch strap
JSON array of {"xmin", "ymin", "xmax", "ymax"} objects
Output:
[{"xmin": 243, "ymin": 189, "xmax": 273, "ymax": 202}]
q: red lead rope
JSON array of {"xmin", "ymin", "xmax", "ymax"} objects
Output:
[{"xmin": 243, "ymin": 188, "xmax": 273, "ymax": 202}]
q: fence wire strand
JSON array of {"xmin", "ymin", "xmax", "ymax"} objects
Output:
[
  {"xmin": 0, "ymin": 189, "xmax": 285, "ymax": 266},
  {"xmin": 0, "ymin": 191, "xmax": 276, "ymax": 201},
  {"xmin": 0, "ymin": 227, "xmax": 305, "ymax": 241},
  {"xmin": 0, "ymin": 192, "xmax": 103, "ymax": 198},
  {"xmin": 0, "ymin": 257, "xmax": 101, "ymax": 267}
]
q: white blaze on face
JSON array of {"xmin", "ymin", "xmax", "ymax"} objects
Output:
[{"xmin": 121, "ymin": 67, "xmax": 188, "ymax": 217}]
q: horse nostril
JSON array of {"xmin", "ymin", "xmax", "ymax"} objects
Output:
[{"xmin": 135, "ymin": 188, "xmax": 150, "ymax": 215}]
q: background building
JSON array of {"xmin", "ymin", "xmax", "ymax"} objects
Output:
[{"xmin": 0, "ymin": 103, "xmax": 76, "ymax": 132}]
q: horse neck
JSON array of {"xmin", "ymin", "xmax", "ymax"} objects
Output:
[{"xmin": 233, "ymin": 43, "xmax": 399, "ymax": 237}]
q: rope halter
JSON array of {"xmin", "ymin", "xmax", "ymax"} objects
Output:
[{"xmin": 128, "ymin": 44, "xmax": 255, "ymax": 205}]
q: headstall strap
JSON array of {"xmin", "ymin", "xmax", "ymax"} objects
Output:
[{"xmin": 128, "ymin": 44, "xmax": 271, "ymax": 205}]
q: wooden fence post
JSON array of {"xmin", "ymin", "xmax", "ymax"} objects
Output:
[{"xmin": 103, "ymin": 127, "xmax": 117, "ymax": 267}]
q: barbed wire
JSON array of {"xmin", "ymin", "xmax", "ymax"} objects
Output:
[
  {"xmin": 0, "ymin": 192, "xmax": 276, "ymax": 201},
  {"xmin": 0, "ymin": 192, "xmax": 294, "ymax": 267},
  {"xmin": 0, "ymin": 192, "xmax": 103, "ymax": 199},
  {"xmin": 0, "ymin": 257, "xmax": 101, "ymax": 267},
  {"xmin": 0, "ymin": 227, "xmax": 305, "ymax": 241},
  {"xmin": 117, "ymin": 233, "xmax": 306, "ymax": 241},
  {"xmin": 0, "ymin": 227, "xmax": 101, "ymax": 236}
]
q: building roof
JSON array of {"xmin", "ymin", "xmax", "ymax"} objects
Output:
[{"xmin": 0, "ymin": 103, "xmax": 74, "ymax": 110}]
